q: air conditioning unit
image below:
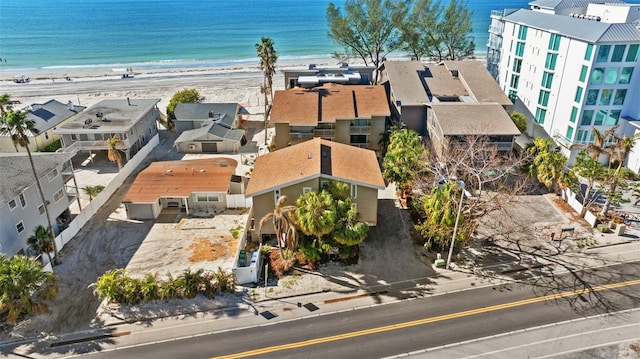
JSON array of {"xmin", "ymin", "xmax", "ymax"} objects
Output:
[{"xmin": 189, "ymin": 144, "xmax": 197, "ymax": 150}]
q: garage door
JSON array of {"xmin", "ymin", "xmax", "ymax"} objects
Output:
[
  {"xmin": 202, "ymin": 143, "xmax": 218, "ymax": 152},
  {"xmin": 125, "ymin": 203, "xmax": 155, "ymax": 220}
]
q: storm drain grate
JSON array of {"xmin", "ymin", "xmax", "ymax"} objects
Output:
[{"xmin": 303, "ymin": 303, "xmax": 319, "ymax": 312}]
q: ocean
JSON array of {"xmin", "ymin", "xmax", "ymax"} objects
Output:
[{"xmin": 0, "ymin": 0, "xmax": 628, "ymax": 73}]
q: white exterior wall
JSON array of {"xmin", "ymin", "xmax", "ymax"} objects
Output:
[{"xmin": 495, "ymin": 9, "xmax": 640, "ymax": 168}]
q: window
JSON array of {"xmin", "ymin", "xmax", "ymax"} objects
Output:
[
  {"xmin": 53, "ymin": 189, "xmax": 64, "ymax": 202},
  {"xmin": 541, "ymin": 71, "xmax": 553, "ymax": 89},
  {"xmin": 274, "ymin": 189, "xmax": 281, "ymax": 205},
  {"xmin": 19, "ymin": 193, "xmax": 26, "ymax": 208},
  {"xmin": 580, "ymin": 110, "xmax": 594, "ymax": 126},
  {"xmin": 599, "ymin": 89, "xmax": 612, "ymax": 105},
  {"xmin": 613, "ymin": 89, "xmax": 627, "ymax": 105},
  {"xmin": 570, "ymin": 107, "xmax": 578, "ymax": 123},
  {"xmin": 579, "ymin": 66, "xmax": 588, "ymax": 82},
  {"xmin": 508, "ymin": 90, "xmax": 517, "ymax": 103},
  {"xmin": 16, "ymin": 221, "xmax": 25, "ymax": 234},
  {"xmin": 596, "ymin": 45, "xmax": 611, "ymax": 62},
  {"xmin": 320, "ymin": 180, "xmax": 329, "ymax": 189},
  {"xmin": 605, "ymin": 68, "xmax": 619, "ymax": 84},
  {"xmin": 607, "ymin": 110, "xmax": 621, "ymax": 126},
  {"xmin": 350, "ymin": 135, "xmax": 367, "ymax": 144},
  {"xmin": 350, "ymin": 184, "xmax": 357, "ymax": 198},
  {"xmin": 9, "ymin": 199, "xmax": 17, "ymax": 210},
  {"xmin": 574, "ymin": 87, "xmax": 583, "ymax": 103},
  {"xmin": 44, "ymin": 132, "xmax": 49, "ymax": 140},
  {"xmin": 544, "ymin": 53, "xmax": 557, "ymax": 70},
  {"xmin": 611, "ymin": 45, "xmax": 626, "ymax": 62},
  {"xmin": 626, "ymin": 44, "xmax": 639, "ymax": 62},
  {"xmin": 515, "ymin": 42, "xmax": 525, "ymax": 57},
  {"xmin": 510, "ymin": 74, "xmax": 520, "ymax": 88},
  {"xmin": 538, "ymin": 90, "xmax": 550, "ymax": 106},
  {"xmin": 619, "ymin": 67, "xmax": 634, "ymax": 84},
  {"xmin": 350, "ymin": 118, "xmax": 370, "ymax": 127},
  {"xmin": 47, "ymin": 168, "xmax": 58, "ymax": 181},
  {"xmin": 535, "ymin": 108, "xmax": 546, "ymax": 124},
  {"xmin": 566, "ymin": 126, "xmax": 574, "ymax": 140},
  {"xmin": 586, "ymin": 89, "xmax": 599, "ymax": 105},
  {"xmin": 512, "ymin": 58, "xmax": 522, "ymax": 73},
  {"xmin": 71, "ymin": 134, "xmax": 77, "ymax": 141},
  {"xmin": 548, "ymin": 33, "xmax": 561, "ymax": 51},
  {"xmin": 594, "ymin": 110, "xmax": 607, "ymax": 126},
  {"xmin": 303, "ymin": 187, "xmax": 312, "ymax": 194},
  {"xmin": 195, "ymin": 193, "xmax": 219, "ymax": 202},
  {"xmin": 518, "ymin": 25, "xmax": 528, "ymax": 40},
  {"xmin": 38, "ymin": 203, "xmax": 45, "ymax": 215},
  {"xmin": 577, "ymin": 129, "xmax": 589, "ymax": 143},
  {"xmin": 590, "ymin": 68, "xmax": 604, "ymax": 84},
  {"xmin": 585, "ymin": 44, "xmax": 594, "ymax": 61}
]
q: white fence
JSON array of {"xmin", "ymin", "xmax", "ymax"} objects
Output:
[
  {"xmin": 560, "ymin": 187, "xmax": 598, "ymax": 227},
  {"xmin": 48, "ymin": 134, "xmax": 160, "ymax": 268},
  {"xmin": 226, "ymin": 194, "xmax": 252, "ymax": 209},
  {"xmin": 232, "ymin": 213, "xmax": 262, "ymax": 285}
]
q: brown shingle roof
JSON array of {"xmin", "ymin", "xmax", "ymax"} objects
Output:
[
  {"xmin": 431, "ymin": 103, "xmax": 521, "ymax": 136},
  {"xmin": 380, "ymin": 60, "xmax": 430, "ymax": 105},
  {"xmin": 123, "ymin": 158, "xmax": 237, "ymax": 203},
  {"xmin": 441, "ymin": 61, "xmax": 513, "ymax": 106},
  {"xmin": 245, "ymin": 138, "xmax": 385, "ymax": 196},
  {"xmin": 270, "ymin": 84, "xmax": 389, "ymax": 126},
  {"xmin": 424, "ymin": 65, "xmax": 469, "ymax": 98}
]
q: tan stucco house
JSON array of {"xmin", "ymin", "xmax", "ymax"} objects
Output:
[
  {"xmin": 244, "ymin": 138, "xmax": 385, "ymax": 241},
  {"xmin": 270, "ymin": 83, "xmax": 390, "ymax": 155}
]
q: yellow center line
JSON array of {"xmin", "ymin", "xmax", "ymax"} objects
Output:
[{"xmin": 212, "ymin": 279, "xmax": 640, "ymax": 359}]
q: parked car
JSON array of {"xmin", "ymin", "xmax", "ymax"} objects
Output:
[{"xmin": 12, "ymin": 75, "xmax": 30, "ymax": 83}]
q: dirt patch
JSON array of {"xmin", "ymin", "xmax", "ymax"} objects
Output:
[
  {"xmin": 551, "ymin": 196, "xmax": 593, "ymax": 229},
  {"xmin": 187, "ymin": 238, "xmax": 227, "ymax": 262}
]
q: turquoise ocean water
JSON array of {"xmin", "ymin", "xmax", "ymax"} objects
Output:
[{"xmin": 0, "ymin": 0, "xmax": 615, "ymax": 72}]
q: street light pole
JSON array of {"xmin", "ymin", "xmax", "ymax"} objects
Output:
[{"xmin": 446, "ymin": 181, "xmax": 466, "ymax": 270}]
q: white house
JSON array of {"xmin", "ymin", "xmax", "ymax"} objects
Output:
[
  {"xmin": 174, "ymin": 103, "xmax": 247, "ymax": 153},
  {"xmin": 0, "ymin": 152, "xmax": 79, "ymax": 259}
]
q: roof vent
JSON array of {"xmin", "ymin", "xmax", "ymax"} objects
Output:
[
  {"xmin": 308, "ymin": 153, "xmax": 313, "ymax": 159},
  {"xmin": 208, "ymin": 111, "xmax": 214, "ymax": 118},
  {"xmin": 200, "ymin": 169, "xmax": 206, "ymax": 173},
  {"xmin": 67, "ymin": 100, "xmax": 74, "ymax": 111}
]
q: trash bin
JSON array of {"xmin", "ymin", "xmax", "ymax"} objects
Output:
[{"xmin": 615, "ymin": 224, "xmax": 626, "ymax": 236}]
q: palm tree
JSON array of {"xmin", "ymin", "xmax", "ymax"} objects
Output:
[
  {"xmin": 27, "ymin": 225, "xmax": 55, "ymax": 266},
  {"xmin": 293, "ymin": 190, "xmax": 337, "ymax": 247},
  {"xmin": 259, "ymin": 196, "xmax": 297, "ymax": 254},
  {"xmin": 598, "ymin": 133, "xmax": 640, "ymax": 217},
  {"xmin": 583, "ymin": 125, "xmax": 618, "ymax": 160},
  {"xmin": 333, "ymin": 198, "xmax": 368, "ymax": 246},
  {"xmin": 532, "ymin": 139, "xmax": 567, "ymax": 194},
  {"xmin": 82, "ymin": 185, "xmax": 105, "ymax": 200},
  {"xmin": 0, "ymin": 110, "xmax": 61, "ymax": 264},
  {"xmin": 106, "ymin": 135, "xmax": 125, "ymax": 170},
  {"xmin": 256, "ymin": 37, "xmax": 278, "ymax": 145},
  {"xmin": 0, "ymin": 254, "xmax": 57, "ymax": 324},
  {"xmin": 0, "ymin": 93, "xmax": 13, "ymax": 116}
]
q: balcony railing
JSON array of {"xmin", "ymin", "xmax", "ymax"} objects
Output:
[
  {"xmin": 63, "ymin": 139, "xmax": 129, "ymax": 152},
  {"xmin": 313, "ymin": 129, "xmax": 336, "ymax": 137},
  {"xmin": 493, "ymin": 142, "xmax": 514, "ymax": 151},
  {"xmin": 290, "ymin": 132, "xmax": 314, "ymax": 140},
  {"xmin": 349, "ymin": 126, "xmax": 371, "ymax": 134},
  {"xmin": 350, "ymin": 143, "xmax": 370, "ymax": 149}
]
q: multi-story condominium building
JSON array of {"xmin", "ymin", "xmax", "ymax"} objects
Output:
[
  {"xmin": 54, "ymin": 98, "xmax": 160, "ymax": 162},
  {"xmin": 270, "ymin": 83, "xmax": 390, "ymax": 154},
  {"xmin": 0, "ymin": 99, "xmax": 85, "ymax": 153},
  {"xmin": 487, "ymin": 0, "xmax": 640, "ymax": 164},
  {"xmin": 0, "ymin": 152, "xmax": 79, "ymax": 260}
]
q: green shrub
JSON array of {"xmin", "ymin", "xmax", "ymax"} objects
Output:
[{"xmin": 43, "ymin": 139, "xmax": 62, "ymax": 152}]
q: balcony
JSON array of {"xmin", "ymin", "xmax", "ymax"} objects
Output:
[
  {"xmin": 493, "ymin": 142, "xmax": 514, "ymax": 152},
  {"xmin": 313, "ymin": 129, "xmax": 335, "ymax": 138},
  {"xmin": 63, "ymin": 138, "xmax": 130, "ymax": 153},
  {"xmin": 350, "ymin": 143, "xmax": 370, "ymax": 149},
  {"xmin": 349, "ymin": 126, "xmax": 371, "ymax": 134},
  {"xmin": 290, "ymin": 132, "xmax": 314, "ymax": 140}
]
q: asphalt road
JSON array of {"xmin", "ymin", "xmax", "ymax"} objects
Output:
[{"xmin": 55, "ymin": 261, "xmax": 640, "ymax": 359}]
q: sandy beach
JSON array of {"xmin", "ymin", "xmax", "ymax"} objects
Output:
[{"xmin": 0, "ymin": 59, "xmax": 340, "ymax": 114}]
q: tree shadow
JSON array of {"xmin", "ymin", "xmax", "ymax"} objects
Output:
[
  {"xmin": 0, "ymin": 326, "xmax": 117, "ymax": 358},
  {"xmin": 465, "ymin": 196, "xmax": 640, "ymax": 316}
]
